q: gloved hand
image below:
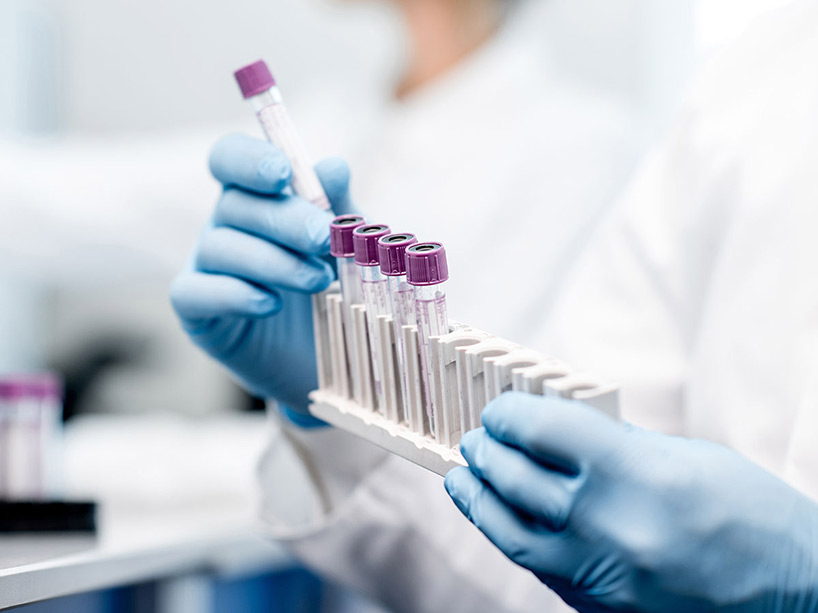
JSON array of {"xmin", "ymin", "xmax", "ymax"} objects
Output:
[
  {"xmin": 170, "ymin": 133, "xmax": 355, "ymax": 415},
  {"xmin": 445, "ymin": 392, "xmax": 818, "ymax": 613}
]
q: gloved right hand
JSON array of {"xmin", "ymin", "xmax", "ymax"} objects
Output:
[
  {"xmin": 446, "ymin": 393, "xmax": 818, "ymax": 612},
  {"xmin": 170, "ymin": 133, "xmax": 355, "ymax": 413}
]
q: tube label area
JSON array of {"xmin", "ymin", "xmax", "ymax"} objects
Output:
[{"xmin": 257, "ymin": 104, "xmax": 331, "ymax": 210}]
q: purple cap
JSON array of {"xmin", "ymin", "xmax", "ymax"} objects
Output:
[
  {"xmin": 353, "ymin": 224, "xmax": 392, "ymax": 266},
  {"xmin": 378, "ymin": 233, "xmax": 418, "ymax": 276},
  {"xmin": 234, "ymin": 60, "xmax": 276, "ymax": 99},
  {"xmin": 0, "ymin": 380, "xmax": 27, "ymax": 400},
  {"xmin": 0, "ymin": 373, "xmax": 63, "ymax": 400},
  {"xmin": 406, "ymin": 242, "xmax": 449, "ymax": 286},
  {"xmin": 330, "ymin": 214, "xmax": 367, "ymax": 258}
]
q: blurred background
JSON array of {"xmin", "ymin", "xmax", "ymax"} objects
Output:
[
  {"xmin": 0, "ymin": 0, "xmax": 796, "ymax": 610},
  {"xmin": 0, "ymin": 0, "xmax": 792, "ymax": 417}
]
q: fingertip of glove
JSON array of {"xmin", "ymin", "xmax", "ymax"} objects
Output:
[
  {"xmin": 458, "ymin": 427, "xmax": 483, "ymax": 456},
  {"xmin": 482, "ymin": 392, "xmax": 566, "ymax": 429},
  {"xmin": 315, "ymin": 156, "xmax": 350, "ymax": 181},
  {"xmin": 298, "ymin": 273, "xmax": 331, "ymax": 295},
  {"xmin": 250, "ymin": 291, "xmax": 282, "ymax": 316},
  {"xmin": 305, "ymin": 211, "xmax": 333, "ymax": 253},
  {"xmin": 312, "ymin": 259, "xmax": 337, "ymax": 291},
  {"xmin": 445, "ymin": 467, "xmax": 476, "ymax": 516},
  {"xmin": 257, "ymin": 153, "xmax": 292, "ymax": 190},
  {"xmin": 444, "ymin": 468, "xmax": 464, "ymax": 498},
  {"xmin": 315, "ymin": 156, "xmax": 351, "ymax": 201},
  {"xmin": 168, "ymin": 274, "xmax": 194, "ymax": 315}
]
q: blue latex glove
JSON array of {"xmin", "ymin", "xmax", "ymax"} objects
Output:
[
  {"xmin": 445, "ymin": 392, "xmax": 818, "ymax": 612},
  {"xmin": 170, "ymin": 133, "xmax": 355, "ymax": 415}
]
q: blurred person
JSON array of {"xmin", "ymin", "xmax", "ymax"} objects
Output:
[
  {"xmin": 173, "ymin": 2, "xmax": 640, "ymax": 613},
  {"xmin": 443, "ymin": 1, "xmax": 818, "ymax": 610},
  {"xmin": 302, "ymin": 0, "xmax": 637, "ymax": 336}
]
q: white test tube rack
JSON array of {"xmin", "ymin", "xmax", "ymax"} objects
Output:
[{"xmin": 309, "ymin": 282, "xmax": 620, "ymax": 477}]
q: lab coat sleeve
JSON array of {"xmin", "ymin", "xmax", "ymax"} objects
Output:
[
  {"xmin": 532, "ymin": 104, "xmax": 742, "ymax": 433},
  {"xmin": 258, "ymin": 412, "xmax": 573, "ymax": 613},
  {"xmin": 0, "ymin": 134, "xmax": 218, "ymax": 282}
]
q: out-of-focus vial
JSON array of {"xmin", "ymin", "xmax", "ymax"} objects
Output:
[{"xmin": 0, "ymin": 374, "xmax": 63, "ymax": 500}]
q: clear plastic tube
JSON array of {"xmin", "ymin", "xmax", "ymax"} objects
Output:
[
  {"xmin": 414, "ymin": 282, "xmax": 449, "ymax": 433},
  {"xmin": 387, "ymin": 274, "xmax": 415, "ymax": 416},
  {"xmin": 352, "ymin": 224, "xmax": 392, "ymax": 411},
  {"xmin": 235, "ymin": 61, "xmax": 331, "ymax": 210},
  {"xmin": 361, "ymin": 265, "xmax": 390, "ymax": 406},
  {"xmin": 338, "ymin": 256, "xmax": 364, "ymax": 403},
  {"xmin": 378, "ymin": 232, "xmax": 419, "ymax": 422},
  {"xmin": 249, "ymin": 90, "xmax": 331, "ymax": 210}
]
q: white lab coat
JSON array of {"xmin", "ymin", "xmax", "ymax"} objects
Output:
[
  {"xmin": 262, "ymin": 1, "xmax": 818, "ymax": 610},
  {"xmin": 257, "ymin": 4, "xmax": 639, "ymax": 613},
  {"xmin": 538, "ymin": 0, "xmax": 818, "ymax": 498}
]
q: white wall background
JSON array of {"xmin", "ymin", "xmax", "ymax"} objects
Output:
[
  {"xmin": 697, "ymin": 0, "xmax": 796, "ymax": 51},
  {"xmin": 2, "ymin": 0, "xmax": 800, "ymax": 140},
  {"xmin": 3, "ymin": 0, "xmax": 702, "ymax": 140}
]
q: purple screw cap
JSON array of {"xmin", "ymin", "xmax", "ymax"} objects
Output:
[
  {"xmin": 406, "ymin": 242, "xmax": 449, "ymax": 286},
  {"xmin": 0, "ymin": 373, "xmax": 64, "ymax": 400},
  {"xmin": 378, "ymin": 233, "xmax": 418, "ymax": 276},
  {"xmin": 234, "ymin": 60, "xmax": 276, "ymax": 99},
  {"xmin": 0, "ymin": 380, "xmax": 27, "ymax": 400},
  {"xmin": 353, "ymin": 224, "xmax": 392, "ymax": 266},
  {"xmin": 330, "ymin": 214, "xmax": 367, "ymax": 258}
]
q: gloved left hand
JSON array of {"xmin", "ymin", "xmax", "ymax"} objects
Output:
[
  {"xmin": 170, "ymin": 133, "xmax": 355, "ymax": 415},
  {"xmin": 445, "ymin": 392, "xmax": 818, "ymax": 613}
]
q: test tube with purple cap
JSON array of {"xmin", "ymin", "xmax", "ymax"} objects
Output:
[
  {"xmin": 0, "ymin": 374, "xmax": 63, "ymax": 500},
  {"xmin": 378, "ymin": 233, "xmax": 418, "ymax": 416},
  {"xmin": 406, "ymin": 242, "xmax": 450, "ymax": 434},
  {"xmin": 353, "ymin": 224, "xmax": 392, "ymax": 411},
  {"xmin": 330, "ymin": 215, "xmax": 368, "ymax": 404},
  {"xmin": 234, "ymin": 60, "xmax": 331, "ymax": 211}
]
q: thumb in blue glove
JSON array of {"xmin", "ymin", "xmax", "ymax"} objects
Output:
[
  {"xmin": 445, "ymin": 392, "xmax": 818, "ymax": 613},
  {"xmin": 170, "ymin": 133, "xmax": 356, "ymax": 415}
]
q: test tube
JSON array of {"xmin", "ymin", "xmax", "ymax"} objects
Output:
[
  {"xmin": 0, "ymin": 375, "xmax": 62, "ymax": 500},
  {"xmin": 406, "ymin": 243, "xmax": 450, "ymax": 435},
  {"xmin": 234, "ymin": 60, "xmax": 331, "ymax": 210},
  {"xmin": 1, "ymin": 379, "xmax": 40, "ymax": 499},
  {"xmin": 0, "ymin": 381, "xmax": 11, "ymax": 496},
  {"xmin": 330, "ymin": 215, "xmax": 367, "ymax": 403},
  {"xmin": 378, "ymin": 233, "xmax": 418, "ymax": 418},
  {"xmin": 353, "ymin": 224, "xmax": 392, "ymax": 411}
]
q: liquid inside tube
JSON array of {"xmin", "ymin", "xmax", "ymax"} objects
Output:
[
  {"xmin": 256, "ymin": 101, "xmax": 331, "ymax": 210},
  {"xmin": 235, "ymin": 60, "xmax": 332, "ymax": 211},
  {"xmin": 415, "ymin": 283, "xmax": 449, "ymax": 434}
]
